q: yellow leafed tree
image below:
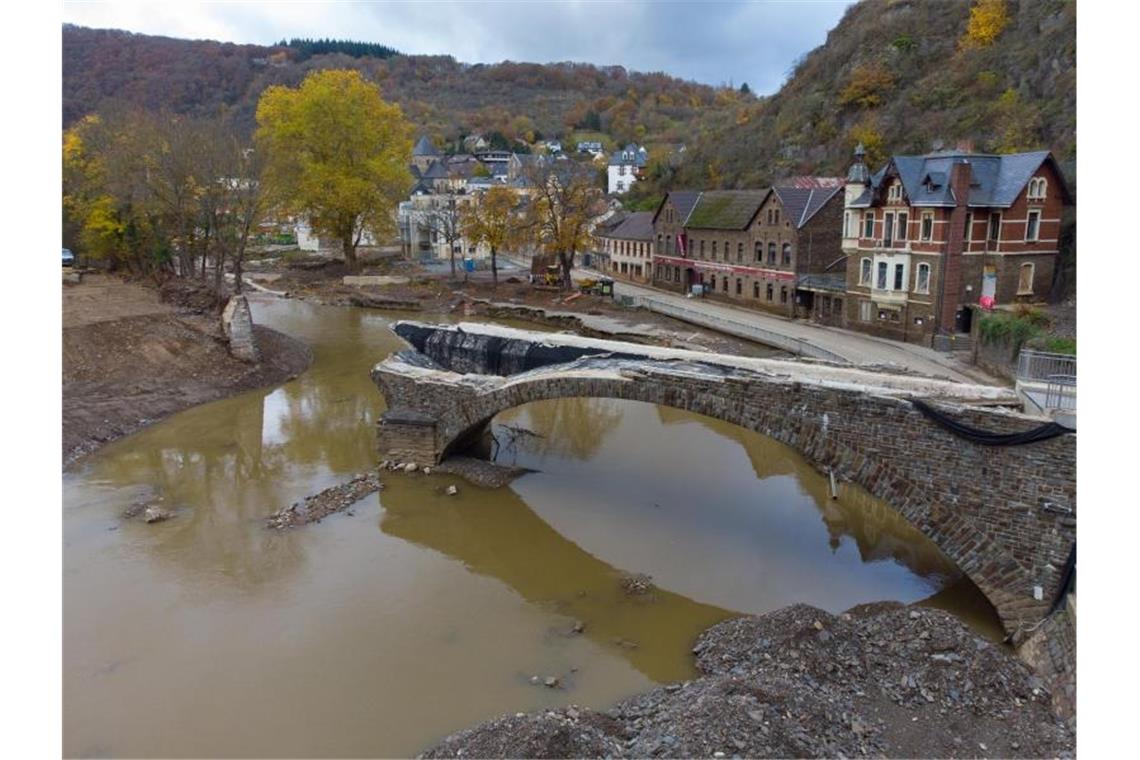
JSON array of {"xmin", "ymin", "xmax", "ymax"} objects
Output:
[
  {"xmin": 461, "ymin": 185, "xmax": 521, "ymax": 288},
  {"xmin": 962, "ymin": 0, "xmax": 1011, "ymax": 49},
  {"xmin": 255, "ymin": 69, "xmax": 413, "ymax": 273}
]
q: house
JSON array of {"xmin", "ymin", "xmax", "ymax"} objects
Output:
[
  {"xmin": 649, "ymin": 180, "xmax": 845, "ymax": 318},
  {"xmin": 841, "ymin": 144, "xmax": 1073, "ymax": 347},
  {"xmin": 607, "ymin": 144, "xmax": 648, "ymax": 194},
  {"xmin": 577, "ymin": 141, "xmax": 603, "ymax": 154},
  {"xmin": 411, "ymin": 135, "xmax": 441, "ymax": 173},
  {"xmin": 595, "ymin": 211, "xmax": 654, "ymax": 282},
  {"xmin": 398, "ymin": 191, "xmax": 491, "ymax": 264}
]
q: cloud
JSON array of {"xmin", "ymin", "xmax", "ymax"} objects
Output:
[{"xmin": 62, "ymin": 0, "xmax": 854, "ymax": 92}]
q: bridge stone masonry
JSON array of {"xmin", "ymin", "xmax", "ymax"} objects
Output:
[{"xmin": 371, "ymin": 321, "xmax": 1076, "ymax": 641}]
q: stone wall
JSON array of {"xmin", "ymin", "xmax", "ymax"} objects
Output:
[
  {"xmin": 372, "ymin": 329, "xmax": 1075, "ymax": 640},
  {"xmin": 1018, "ymin": 599, "xmax": 1076, "ymax": 725},
  {"xmin": 221, "ymin": 294, "xmax": 259, "ymax": 362}
]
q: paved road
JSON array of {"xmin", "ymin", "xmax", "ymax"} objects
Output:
[{"xmin": 568, "ymin": 268, "xmax": 995, "ymax": 384}]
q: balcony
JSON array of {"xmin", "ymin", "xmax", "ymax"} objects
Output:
[{"xmin": 870, "ymin": 287, "xmax": 908, "ymax": 305}]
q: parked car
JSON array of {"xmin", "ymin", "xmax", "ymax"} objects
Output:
[{"xmin": 62, "ymin": 248, "xmax": 75, "ymax": 267}]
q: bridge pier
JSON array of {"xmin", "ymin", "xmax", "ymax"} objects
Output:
[{"xmin": 372, "ymin": 321, "xmax": 1076, "ymax": 641}]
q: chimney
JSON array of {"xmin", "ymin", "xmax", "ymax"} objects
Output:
[
  {"xmin": 937, "ymin": 160, "xmax": 972, "ymax": 334},
  {"xmin": 955, "ymin": 139, "xmax": 976, "ymax": 153}
]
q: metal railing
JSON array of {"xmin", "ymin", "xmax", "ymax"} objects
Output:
[
  {"xmin": 1045, "ymin": 374, "xmax": 1077, "ymax": 411},
  {"xmin": 630, "ymin": 295, "xmax": 849, "ymax": 363},
  {"xmin": 1017, "ymin": 349, "xmax": 1076, "ymax": 383}
]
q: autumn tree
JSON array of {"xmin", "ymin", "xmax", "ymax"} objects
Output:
[
  {"xmin": 839, "ymin": 63, "xmax": 895, "ymax": 109},
  {"xmin": 255, "ymin": 69, "xmax": 413, "ymax": 273},
  {"xmin": 521, "ymin": 161, "xmax": 606, "ymax": 288},
  {"xmin": 461, "ymin": 185, "xmax": 521, "ymax": 288},
  {"xmin": 962, "ymin": 0, "xmax": 1011, "ymax": 49}
]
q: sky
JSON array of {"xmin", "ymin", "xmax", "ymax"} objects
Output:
[{"xmin": 61, "ymin": 0, "xmax": 855, "ymax": 93}]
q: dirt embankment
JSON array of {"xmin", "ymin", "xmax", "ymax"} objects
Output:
[
  {"xmin": 63, "ymin": 275, "xmax": 312, "ymax": 467},
  {"xmin": 422, "ymin": 603, "xmax": 1074, "ymax": 759}
]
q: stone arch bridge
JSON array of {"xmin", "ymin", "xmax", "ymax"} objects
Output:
[{"xmin": 371, "ymin": 321, "xmax": 1076, "ymax": 641}]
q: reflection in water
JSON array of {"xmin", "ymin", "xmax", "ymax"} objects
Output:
[{"xmin": 63, "ymin": 299, "xmax": 1003, "ymax": 758}]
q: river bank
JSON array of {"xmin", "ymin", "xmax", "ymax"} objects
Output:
[
  {"xmin": 423, "ymin": 602, "xmax": 1074, "ymax": 759},
  {"xmin": 62, "ymin": 275, "xmax": 313, "ymax": 466}
]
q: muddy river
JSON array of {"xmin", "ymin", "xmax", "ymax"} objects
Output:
[{"xmin": 63, "ymin": 298, "xmax": 1002, "ymax": 758}]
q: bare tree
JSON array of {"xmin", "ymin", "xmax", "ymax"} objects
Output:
[{"xmin": 424, "ymin": 195, "xmax": 466, "ymax": 281}]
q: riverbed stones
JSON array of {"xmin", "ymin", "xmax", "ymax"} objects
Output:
[
  {"xmin": 143, "ymin": 506, "xmax": 174, "ymax": 523},
  {"xmin": 618, "ymin": 572, "xmax": 655, "ymax": 596},
  {"xmin": 421, "ymin": 604, "xmax": 1075, "ymax": 759},
  {"xmin": 445, "ymin": 485, "xmax": 458, "ymax": 496},
  {"xmin": 266, "ymin": 472, "xmax": 383, "ymax": 529}
]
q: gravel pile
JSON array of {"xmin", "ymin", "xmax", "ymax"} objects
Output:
[
  {"xmin": 266, "ymin": 472, "xmax": 382, "ymax": 529},
  {"xmin": 421, "ymin": 603, "xmax": 1074, "ymax": 759}
]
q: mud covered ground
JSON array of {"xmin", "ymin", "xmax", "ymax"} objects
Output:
[
  {"xmin": 62, "ymin": 275, "xmax": 312, "ymax": 466},
  {"xmin": 422, "ymin": 603, "xmax": 1074, "ymax": 759}
]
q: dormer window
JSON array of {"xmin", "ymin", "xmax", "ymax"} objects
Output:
[
  {"xmin": 1027, "ymin": 177, "xmax": 1048, "ymax": 201},
  {"xmin": 887, "ymin": 184, "xmax": 902, "ymax": 202}
]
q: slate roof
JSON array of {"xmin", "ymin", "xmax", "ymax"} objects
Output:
[
  {"xmin": 412, "ymin": 135, "xmax": 440, "ymax": 157},
  {"xmin": 771, "ymin": 180, "xmax": 844, "ymax": 229},
  {"xmin": 683, "ymin": 190, "xmax": 770, "ymax": 230},
  {"xmin": 650, "ymin": 190, "xmax": 701, "ymax": 226},
  {"xmin": 849, "ymin": 150, "xmax": 1070, "ymax": 209},
  {"xmin": 608, "ymin": 143, "xmax": 648, "ymax": 167},
  {"xmin": 600, "ymin": 211, "xmax": 655, "ymax": 241},
  {"xmin": 420, "ymin": 159, "xmax": 449, "ymax": 180}
]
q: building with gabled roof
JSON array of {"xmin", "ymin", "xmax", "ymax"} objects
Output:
[
  {"xmin": 650, "ymin": 181, "xmax": 845, "ymax": 320},
  {"xmin": 607, "ymin": 143, "xmax": 648, "ymax": 194},
  {"xmin": 411, "ymin": 135, "xmax": 441, "ymax": 173},
  {"xmin": 596, "ymin": 211, "xmax": 654, "ymax": 282},
  {"xmin": 842, "ymin": 145, "xmax": 1073, "ymax": 347}
]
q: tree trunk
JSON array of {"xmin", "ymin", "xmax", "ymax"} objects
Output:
[
  {"xmin": 560, "ymin": 250, "xmax": 575, "ymax": 289},
  {"xmin": 449, "ymin": 246, "xmax": 457, "ymax": 281},
  {"xmin": 491, "ymin": 245, "xmax": 498, "ymax": 289},
  {"xmin": 343, "ymin": 234, "xmax": 359, "ymax": 274}
]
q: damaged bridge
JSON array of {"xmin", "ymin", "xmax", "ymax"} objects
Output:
[{"xmin": 371, "ymin": 321, "xmax": 1075, "ymax": 640}]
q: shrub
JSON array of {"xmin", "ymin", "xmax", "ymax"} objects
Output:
[
  {"xmin": 839, "ymin": 63, "xmax": 895, "ymax": 109},
  {"xmin": 962, "ymin": 0, "xmax": 1011, "ymax": 50},
  {"xmin": 978, "ymin": 311, "xmax": 1044, "ymax": 351}
]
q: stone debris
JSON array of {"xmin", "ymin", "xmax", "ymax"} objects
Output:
[
  {"xmin": 266, "ymin": 472, "xmax": 383, "ymax": 529},
  {"xmin": 143, "ymin": 506, "xmax": 174, "ymax": 523},
  {"xmin": 445, "ymin": 485, "xmax": 459, "ymax": 496},
  {"xmin": 421, "ymin": 604, "xmax": 1075, "ymax": 759},
  {"xmin": 618, "ymin": 572, "xmax": 655, "ymax": 597}
]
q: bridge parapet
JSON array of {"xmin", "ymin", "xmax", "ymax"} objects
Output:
[{"xmin": 371, "ymin": 322, "xmax": 1075, "ymax": 640}]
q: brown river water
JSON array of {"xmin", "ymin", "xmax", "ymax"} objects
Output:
[{"xmin": 63, "ymin": 297, "xmax": 1002, "ymax": 758}]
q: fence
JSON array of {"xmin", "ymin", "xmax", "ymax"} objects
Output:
[
  {"xmin": 1016, "ymin": 349, "xmax": 1077, "ymax": 413},
  {"xmin": 1017, "ymin": 349, "xmax": 1077, "ymax": 383},
  {"xmin": 631, "ymin": 295, "xmax": 849, "ymax": 363}
]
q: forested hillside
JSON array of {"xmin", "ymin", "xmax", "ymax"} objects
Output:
[
  {"xmin": 648, "ymin": 0, "xmax": 1075, "ymax": 195},
  {"xmin": 63, "ymin": 0, "xmax": 1075, "ymax": 195},
  {"xmin": 62, "ymin": 24, "xmax": 751, "ymax": 152}
]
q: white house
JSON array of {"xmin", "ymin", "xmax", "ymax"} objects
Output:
[{"xmin": 607, "ymin": 144, "xmax": 648, "ymax": 195}]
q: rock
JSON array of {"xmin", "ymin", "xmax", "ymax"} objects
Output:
[
  {"xmin": 571, "ymin": 620, "xmax": 585, "ymax": 634},
  {"xmin": 424, "ymin": 467, "xmax": 432, "ymax": 475},
  {"xmin": 446, "ymin": 485, "xmax": 459, "ymax": 496},
  {"xmin": 143, "ymin": 506, "xmax": 173, "ymax": 523},
  {"xmin": 544, "ymin": 676, "xmax": 559, "ymax": 688},
  {"xmin": 813, "ymin": 620, "xmax": 824, "ymax": 630},
  {"xmin": 405, "ymin": 463, "xmax": 418, "ymax": 473},
  {"xmin": 909, "ymin": 610, "xmax": 921, "ymax": 619},
  {"xmin": 618, "ymin": 572, "xmax": 654, "ymax": 596}
]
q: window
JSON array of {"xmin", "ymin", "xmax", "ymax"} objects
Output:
[
  {"xmin": 755, "ymin": 242, "xmax": 762, "ymax": 262},
  {"xmin": 1026, "ymin": 210, "xmax": 1041, "ymax": 242},
  {"xmin": 780, "ymin": 286, "xmax": 788, "ymax": 304},
  {"xmin": 844, "ymin": 211, "xmax": 852, "ymax": 237},
  {"xmin": 712, "ymin": 240, "xmax": 718, "ymax": 257},
  {"xmin": 724, "ymin": 240, "xmax": 730, "ymax": 260},
  {"xmin": 860, "ymin": 258, "xmax": 872, "ymax": 285},
  {"xmin": 888, "ymin": 183, "xmax": 902, "ymax": 202},
  {"xmin": 616, "ymin": 181, "xmax": 624, "ymax": 192},
  {"xmin": 963, "ymin": 212, "xmax": 973, "ymax": 242},
  {"xmin": 916, "ymin": 263, "xmax": 930, "ymax": 294},
  {"xmin": 767, "ymin": 282, "xmax": 774, "ymax": 301},
  {"xmin": 860, "ymin": 300, "xmax": 872, "ymax": 322},
  {"xmin": 709, "ymin": 274, "xmax": 716, "ymax": 291},
  {"xmin": 894, "ymin": 263, "xmax": 904, "ymax": 290},
  {"xmin": 737, "ymin": 242, "xmax": 744, "ymax": 262},
  {"xmin": 1028, "ymin": 177, "xmax": 1048, "ymax": 201},
  {"xmin": 700, "ymin": 240, "xmax": 706, "ymax": 258},
  {"xmin": 920, "ymin": 212, "xmax": 934, "ymax": 241},
  {"xmin": 774, "ymin": 209, "xmax": 780, "ymax": 225},
  {"xmin": 877, "ymin": 261, "xmax": 888, "ymax": 289},
  {"xmin": 863, "ymin": 212, "xmax": 874, "ymax": 239},
  {"xmin": 884, "ymin": 212, "xmax": 894, "ymax": 245},
  {"xmin": 1018, "ymin": 263, "xmax": 1035, "ymax": 294},
  {"xmin": 988, "ymin": 212, "xmax": 1001, "ymax": 242},
  {"xmin": 782, "ymin": 243, "xmax": 792, "ymax": 266},
  {"xmin": 897, "ymin": 212, "xmax": 908, "ymax": 241},
  {"xmin": 768, "ymin": 242, "xmax": 776, "ymax": 264},
  {"xmin": 722, "ymin": 277, "xmax": 728, "ymax": 293},
  {"xmin": 767, "ymin": 209, "xmax": 773, "ymax": 224},
  {"xmin": 736, "ymin": 278, "xmax": 742, "ymax": 295},
  {"xmin": 754, "ymin": 282, "xmax": 760, "ymax": 298}
]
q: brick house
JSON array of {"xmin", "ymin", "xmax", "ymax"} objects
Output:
[
  {"xmin": 650, "ymin": 181, "xmax": 844, "ymax": 318},
  {"xmin": 596, "ymin": 211, "xmax": 654, "ymax": 282},
  {"xmin": 842, "ymin": 145, "xmax": 1073, "ymax": 347}
]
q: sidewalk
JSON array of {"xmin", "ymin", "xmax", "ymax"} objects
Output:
[{"xmin": 571, "ymin": 267, "xmax": 996, "ymax": 385}]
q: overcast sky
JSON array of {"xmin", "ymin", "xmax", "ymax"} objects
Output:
[{"xmin": 62, "ymin": 1, "xmax": 855, "ymax": 92}]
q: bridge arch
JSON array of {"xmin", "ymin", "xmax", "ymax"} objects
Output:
[{"xmin": 372, "ymin": 322, "xmax": 1076, "ymax": 640}]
